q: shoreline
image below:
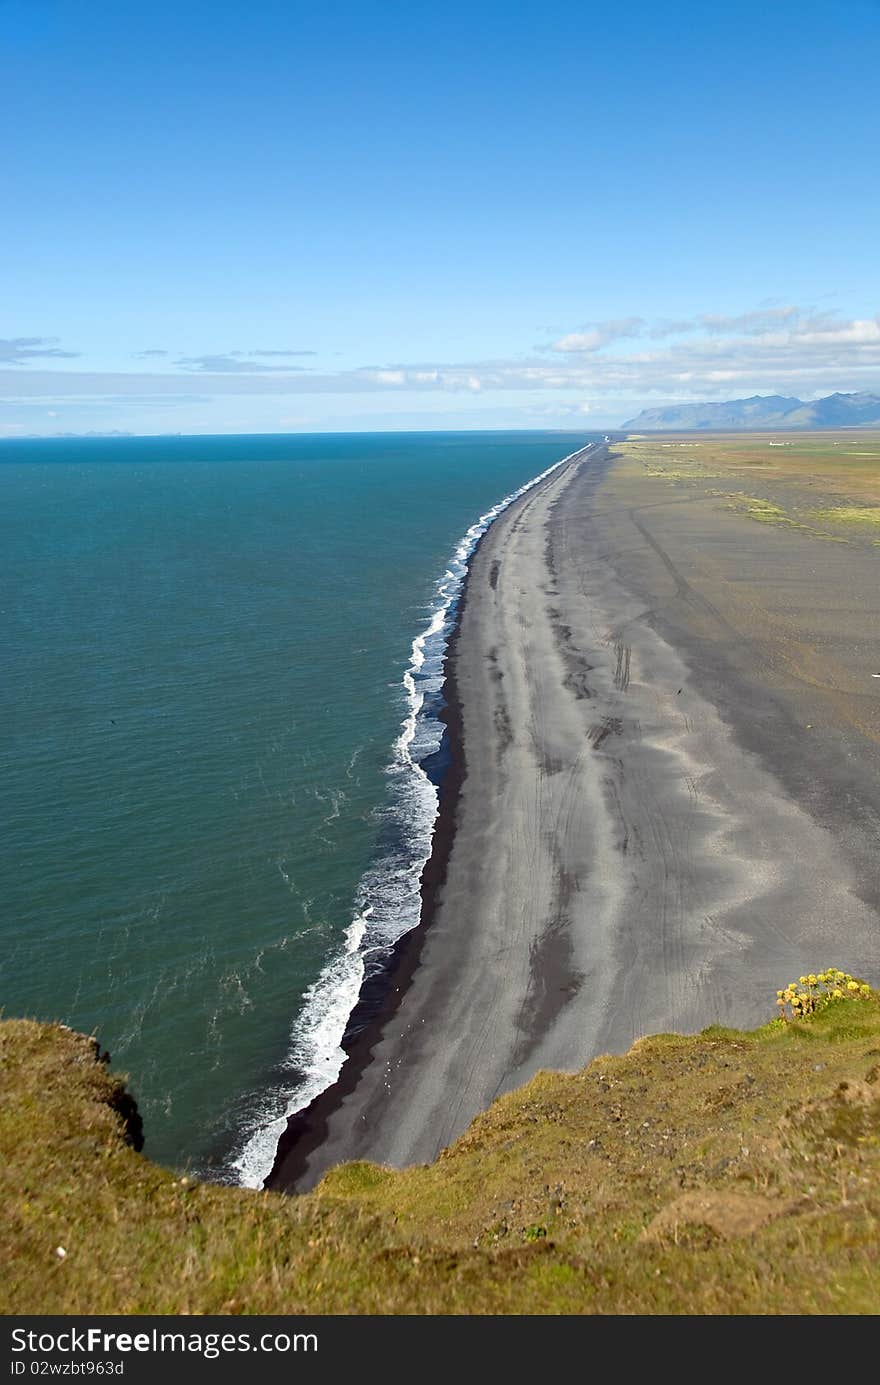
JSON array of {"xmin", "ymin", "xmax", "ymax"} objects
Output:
[
  {"xmin": 265, "ymin": 444, "xmax": 596, "ymax": 1190},
  {"xmin": 269, "ymin": 438, "xmax": 880, "ymax": 1193},
  {"xmin": 264, "ymin": 517, "xmax": 471, "ymax": 1189}
]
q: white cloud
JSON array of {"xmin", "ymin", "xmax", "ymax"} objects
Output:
[
  {"xmin": 553, "ymin": 331, "xmax": 605, "ymax": 352},
  {"xmin": 365, "ymin": 369, "xmax": 406, "ymax": 385},
  {"xmin": 781, "ymin": 316, "xmax": 880, "ymax": 346},
  {"xmin": 0, "ymin": 336, "xmax": 80, "ymax": 364},
  {"xmin": 175, "ymin": 353, "xmax": 308, "ymax": 374},
  {"xmin": 250, "ymin": 348, "xmax": 316, "ymax": 357},
  {"xmin": 644, "ymin": 306, "xmax": 802, "ymax": 338},
  {"xmin": 3, "ymin": 305, "xmax": 879, "ymax": 415},
  {"xmin": 550, "ymin": 317, "xmax": 644, "ymax": 353}
]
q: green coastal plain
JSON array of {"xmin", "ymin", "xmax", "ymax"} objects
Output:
[
  {"xmin": 618, "ymin": 430, "xmax": 880, "ymax": 545},
  {"xmin": 603, "ymin": 431, "xmax": 880, "ymax": 756}
]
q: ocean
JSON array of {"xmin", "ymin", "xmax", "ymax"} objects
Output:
[{"xmin": 0, "ymin": 430, "xmax": 597, "ymax": 1184}]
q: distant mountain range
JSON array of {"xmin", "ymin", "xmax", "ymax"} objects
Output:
[{"xmin": 621, "ymin": 391, "xmax": 880, "ymax": 431}]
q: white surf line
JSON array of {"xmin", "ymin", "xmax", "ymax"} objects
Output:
[{"xmin": 229, "ymin": 440, "xmax": 597, "ymax": 1188}]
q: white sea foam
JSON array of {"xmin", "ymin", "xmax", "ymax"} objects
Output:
[{"xmin": 229, "ymin": 442, "xmax": 593, "ymax": 1188}]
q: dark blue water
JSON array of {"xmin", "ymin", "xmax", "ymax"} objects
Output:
[{"xmin": 0, "ymin": 431, "xmax": 595, "ymax": 1180}]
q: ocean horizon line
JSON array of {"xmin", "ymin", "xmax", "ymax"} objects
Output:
[{"xmin": 0, "ymin": 426, "xmax": 619, "ymax": 446}]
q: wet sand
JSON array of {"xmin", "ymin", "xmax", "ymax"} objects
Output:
[{"xmin": 269, "ymin": 441, "xmax": 880, "ymax": 1192}]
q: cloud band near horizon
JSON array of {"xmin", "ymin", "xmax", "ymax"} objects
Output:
[{"xmin": 2, "ymin": 308, "xmax": 879, "ymax": 413}]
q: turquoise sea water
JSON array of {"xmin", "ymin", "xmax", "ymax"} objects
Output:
[{"xmin": 0, "ymin": 431, "xmax": 596, "ymax": 1180}]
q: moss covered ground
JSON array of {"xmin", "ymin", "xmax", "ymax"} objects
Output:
[
  {"xmin": 616, "ymin": 432, "xmax": 880, "ymax": 544},
  {"xmin": 3, "ymin": 987, "xmax": 880, "ymax": 1315}
]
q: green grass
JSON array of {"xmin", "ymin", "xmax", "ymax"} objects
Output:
[
  {"xmin": 2, "ymin": 993, "xmax": 880, "ymax": 1315},
  {"xmin": 727, "ymin": 495, "xmax": 795, "ymax": 524},
  {"xmin": 718, "ymin": 493, "xmax": 852, "ymax": 541},
  {"xmin": 812, "ymin": 506, "xmax": 880, "ymax": 530},
  {"xmin": 615, "ymin": 434, "xmax": 880, "ymax": 546}
]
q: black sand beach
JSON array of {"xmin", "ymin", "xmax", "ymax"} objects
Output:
[{"xmin": 269, "ymin": 440, "xmax": 880, "ymax": 1192}]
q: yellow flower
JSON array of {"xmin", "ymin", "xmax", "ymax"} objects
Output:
[
  {"xmin": 777, "ymin": 990, "xmax": 785, "ymax": 998},
  {"xmin": 808, "ymin": 975, "xmax": 817, "ymax": 986},
  {"xmin": 847, "ymin": 980, "xmax": 859, "ymax": 992},
  {"xmin": 817, "ymin": 973, "xmax": 827, "ymax": 984},
  {"xmin": 860, "ymin": 984, "xmax": 871, "ymax": 997},
  {"xmin": 832, "ymin": 988, "xmax": 843, "ymax": 999},
  {"xmin": 799, "ymin": 976, "xmax": 808, "ymax": 986}
]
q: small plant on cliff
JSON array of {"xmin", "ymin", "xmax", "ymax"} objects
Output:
[{"xmin": 776, "ymin": 968, "xmax": 871, "ymax": 1021}]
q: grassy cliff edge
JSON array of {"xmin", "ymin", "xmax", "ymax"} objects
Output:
[{"xmin": 2, "ymin": 994, "xmax": 879, "ymax": 1315}]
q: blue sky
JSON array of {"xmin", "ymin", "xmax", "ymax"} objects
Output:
[{"xmin": 2, "ymin": 0, "xmax": 879, "ymax": 434}]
